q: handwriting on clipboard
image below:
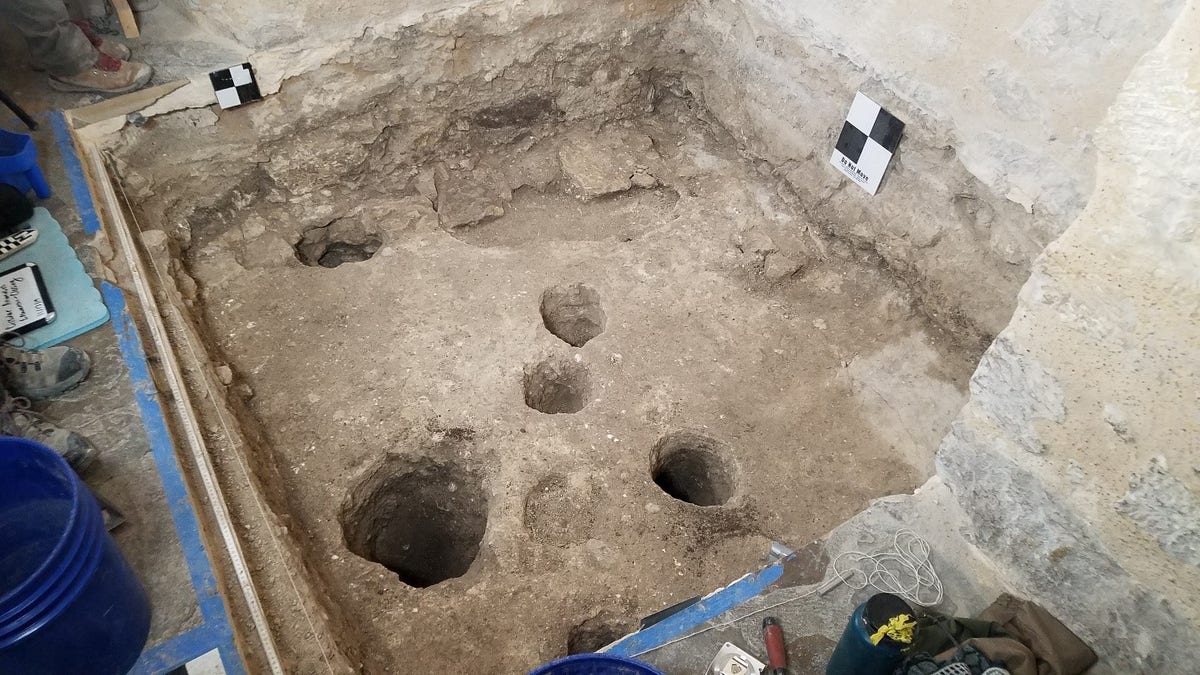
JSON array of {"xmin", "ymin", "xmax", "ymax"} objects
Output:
[{"xmin": 0, "ymin": 263, "xmax": 55, "ymax": 334}]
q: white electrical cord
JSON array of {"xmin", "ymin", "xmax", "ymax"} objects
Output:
[
  {"xmin": 830, "ymin": 529, "xmax": 944, "ymax": 608},
  {"xmin": 632, "ymin": 529, "xmax": 944, "ymax": 657}
]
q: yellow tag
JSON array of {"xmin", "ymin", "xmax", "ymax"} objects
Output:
[{"xmin": 868, "ymin": 613, "xmax": 916, "ymax": 646}]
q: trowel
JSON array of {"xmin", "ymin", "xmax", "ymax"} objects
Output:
[{"xmin": 706, "ymin": 642, "xmax": 765, "ymax": 675}]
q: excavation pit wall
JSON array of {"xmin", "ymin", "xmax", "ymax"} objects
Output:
[{"xmin": 96, "ymin": 0, "xmax": 1196, "ymax": 671}]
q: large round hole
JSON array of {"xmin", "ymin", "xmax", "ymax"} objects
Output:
[
  {"xmin": 339, "ymin": 457, "xmax": 487, "ymax": 587},
  {"xmin": 567, "ymin": 614, "xmax": 637, "ymax": 654},
  {"xmin": 650, "ymin": 431, "xmax": 736, "ymax": 506},
  {"xmin": 540, "ymin": 283, "xmax": 607, "ymax": 347},
  {"xmin": 523, "ymin": 355, "xmax": 591, "ymax": 414}
]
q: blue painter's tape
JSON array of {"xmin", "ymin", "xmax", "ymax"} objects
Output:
[
  {"xmin": 216, "ymin": 641, "xmax": 246, "ymax": 675},
  {"xmin": 606, "ymin": 563, "xmax": 786, "ymax": 658},
  {"xmin": 49, "ymin": 111, "xmax": 102, "ymax": 235},
  {"xmin": 102, "ymin": 282, "xmax": 245, "ymax": 675},
  {"xmin": 130, "ymin": 624, "xmax": 221, "ymax": 675}
]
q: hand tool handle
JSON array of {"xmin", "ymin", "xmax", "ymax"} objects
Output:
[{"xmin": 762, "ymin": 616, "xmax": 788, "ymax": 672}]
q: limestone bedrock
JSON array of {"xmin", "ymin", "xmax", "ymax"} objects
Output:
[{"xmin": 938, "ymin": 3, "xmax": 1200, "ymax": 670}]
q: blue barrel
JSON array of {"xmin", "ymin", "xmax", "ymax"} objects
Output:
[
  {"xmin": 0, "ymin": 437, "xmax": 150, "ymax": 674},
  {"xmin": 530, "ymin": 654, "xmax": 665, "ymax": 675},
  {"xmin": 826, "ymin": 596, "xmax": 908, "ymax": 675},
  {"xmin": 0, "ymin": 128, "xmax": 52, "ymax": 199}
]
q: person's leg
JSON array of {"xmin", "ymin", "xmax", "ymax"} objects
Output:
[
  {"xmin": 0, "ymin": 340, "xmax": 93, "ymax": 400},
  {"xmin": 71, "ymin": 18, "xmax": 133, "ymax": 61},
  {"xmin": 1, "ymin": 0, "xmax": 152, "ymax": 94},
  {"xmin": 0, "ymin": 0, "xmax": 96, "ymax": 77},
  {"xmin": 0, "ymin": 341, "xmax": 97, "ymax": 473},
  {"xmin": 64, "ymin": 0, "xmax": 105, "ymax": 19},
  {"xmin": 0, "ymin": 386, "xmax": 99, "ymax": 474}
]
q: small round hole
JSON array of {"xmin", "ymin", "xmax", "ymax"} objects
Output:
[{"xmin": 540, "ymin": 283, "xmax": 606, "ymax": 347}]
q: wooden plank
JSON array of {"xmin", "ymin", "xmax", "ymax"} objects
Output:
[
  {"xmin": 66, "ymin": 80, "xmax": 188, "ymax": 128},
  {"xmin": 110, "ymin": 0, "xmax": 140, "ymax": 38}
]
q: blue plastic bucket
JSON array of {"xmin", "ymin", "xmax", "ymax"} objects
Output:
[
  {"xmin": 530, "ymin": 654, "xmax": 665, "ymax": 675},
  {"xmin": 0, "ymin": 129, "xmax": 52, "ymax": 199},
  {"xmin": 0, "ymin": 437, "xmax": 150, "ymax": 674}
]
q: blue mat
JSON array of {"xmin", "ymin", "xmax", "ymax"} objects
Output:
[{"xmin": 4, "ymin": 207, "xmax": 108, "ymax": 349}]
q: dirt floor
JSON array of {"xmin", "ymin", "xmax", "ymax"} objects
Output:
[{"xmin": 131, "ymin": 97, "xmax": 983, "ymax": 672}]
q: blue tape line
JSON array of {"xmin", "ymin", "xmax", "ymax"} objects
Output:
[
  {"xmin": 216, "ymin": 641, "xmax": 246, "ymax": 675},
  {"xmin": 48, "ymin": 111, "xmax": 102, "ymax": 235},
  {"xmin": 130, "ymin": 623, "xmax": 221, "ymax": 675},
  {"xmin": 130, "ymin": 623, "xmax": 245, "ymax": 675},
  {"xmin": 102, "ymin": 282, "xmax": 244, "ymax": 675},
  {"xmin": 606, "ymin": 563, "xmax": 786, "ymax": 657}
]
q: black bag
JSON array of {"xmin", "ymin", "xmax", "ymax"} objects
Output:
[{"xmin": 0, "ymin": 183, "xmax": 33, "ymax": 236}]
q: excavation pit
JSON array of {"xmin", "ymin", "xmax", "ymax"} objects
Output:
[
  {"xmin": 340, "ymin": 458, "xmax": 487, "ymax": 588},
  {"xmin": 102, "ymin": 9, "xmax": 1029, "ymax": 669}
]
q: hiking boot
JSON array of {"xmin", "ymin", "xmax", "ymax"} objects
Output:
[
  {"xmin": 0, "ymin": 394, "xmax": 99, "ymax": 474},
  {"xmin": 48, "ymin": 53, "xmax": 152, "ymax": 95},
  {"xmin": 0, "ymin": 342, "xmax": 92, "ymax": 400},
  {"xmin": 72, "ymin": 19, "xmax": 133, "ymax": 61}
]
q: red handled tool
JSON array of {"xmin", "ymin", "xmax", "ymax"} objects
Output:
[{"xmin": 762, "ymin": 616, "xmax": 788, "ymax": 674}]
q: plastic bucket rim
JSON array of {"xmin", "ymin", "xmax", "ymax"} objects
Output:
[
  {"xmin": 529, "ymin": 653, "xmax": 665, "ymax": 675},
  {"xmin": 0, "ymin": 492, "xmax": 92, "ymax": 626},
  {"xmin": 0, "ymin": 505, "xmax": 92, "ymax": 629},
  {"xmin": 0, "ymin": 529, "xmax": 105, "ymax": 645},
  {"xmin": 0, "ymin": 439, "xmax": 86, "ymax": 621},
  {"xmin": 0, "ymin": 495, "xmax": 105, "ymax": 645}
]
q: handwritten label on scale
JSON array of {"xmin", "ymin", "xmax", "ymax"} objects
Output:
[{"xmin": 0, "ymin": 264, "xmax": 54, "ymax": 334}]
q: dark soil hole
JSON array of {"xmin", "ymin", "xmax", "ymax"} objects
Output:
[
  {"xmin": 471, "ymin": 93, "xmax": 559, "ymax": 129},
  {"xmin": 340, "ymin": 457, "xmax": 487, "ymax": 588},
  {"xmin": 317, "ymin": 239, "xmax": 381, "ymax": 267},
  {"xmin": 651, "ymin": 431, "xmax": 736, "ymax": 506},
  {"xmin": 523, "ymin": 355, "xmax": 591, "ymax": 414},
  {"xmin": 295, "ymin": 218, "xmax": 382, "ymax": 268},
  {"xmin": 540, "ymin": 283, "xmax": 606, "ymax": 347},
  {"xmin": 567, "ymin": 614, "xmax": 637, "ymax": 654}
]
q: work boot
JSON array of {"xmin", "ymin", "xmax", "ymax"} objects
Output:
[
  {"xmin": 0, "ymin": 393, "xmax": 99, "ymax": 474},
  {"xmin": 71, "ymin": 19, "xmax": 133, "ymax": 61},
  {"xmin": 48, "ymin": 53, "xmax": 152, "ymax": 95},
  {"xmin": 0, "ymin": 342, "xmax": 92, "ymax": 400}
]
